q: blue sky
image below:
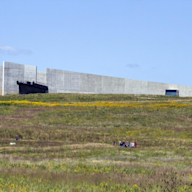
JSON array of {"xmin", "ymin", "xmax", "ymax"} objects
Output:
[{"xmin": 1, "ymin": 0, "xmax": 192, "ymax": 85}]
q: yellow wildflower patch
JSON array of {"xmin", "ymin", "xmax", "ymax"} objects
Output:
[{"xmin": 0, "ymin": 100, "xmax": 190, "ymax": 108}]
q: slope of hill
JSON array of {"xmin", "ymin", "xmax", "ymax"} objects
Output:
[{"xmin": 0, "ymin": 93, "xmax": 191, "ymax": 191}]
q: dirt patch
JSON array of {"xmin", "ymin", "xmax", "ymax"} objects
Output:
[
  {"xmin": 0, "ymin": 142, "xmax": 112, "ymax": 151},
  {"xmin": 0, "ymin": 116, "xmax": 31, "ymax": 120},
  {"xmin": 14, "ymin": 108, "xmax": 45, "ymax": 116},
  {"xmin": 0, "ymin": 125, "xmax": 51, "ymax": 130},
  {"xmin": 68, "ymin": 143, "xmax": 112, "ymax": 149}
]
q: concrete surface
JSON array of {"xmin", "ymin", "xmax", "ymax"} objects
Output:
[
  {"xmin": 2, "ymin": 62, "xmax": 37, "ymax": 95},
  {"xmin": 46, "ymin": 67, "xmax": 192, "ymax": 96},
  {"xmin": 2, "ymin": 61, "xmax": 192, "ymax": 97},
  {"xmin": 0, "ymin": 66, "xmax": 2, "ymax": 95},
  {"xmin": 37, "ymin": 71, "xmax": 46, "ymax": 85}
]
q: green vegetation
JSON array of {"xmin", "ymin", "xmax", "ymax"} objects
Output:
[{"xmin": 0, "ymin": 93, "xmax": 192, "ymax": 191}]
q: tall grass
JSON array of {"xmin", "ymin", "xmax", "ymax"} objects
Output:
[{"xmin": 0, "ymin": 93, "xmax": 191, "ymax": 191}]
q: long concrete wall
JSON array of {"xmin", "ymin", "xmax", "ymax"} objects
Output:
[
  {"xmin": 124, "ymin": 79, "xmax": 192, "ymax": 96},
  {"xmin": 1, "ymin": 61, "xmax": 192, "ymax": 97},
  {"xmin": 46, "ymin": 68, "xmax": 129, "ymax": 94},
  {"xmin": 2, "ymin": 62, "xmax": 37, "ymax": 95},
  {"xmin": 46, "ymin": 68, "xmax": 192, "ymax": 96}
]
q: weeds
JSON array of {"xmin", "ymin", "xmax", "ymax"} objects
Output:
[{"xmin": 0, "ymin": 94, "xmax": 191, "ymax": 191}]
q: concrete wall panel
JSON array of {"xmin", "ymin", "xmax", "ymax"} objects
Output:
[
  {"xmin": 102, "ymin": 77, "xmax": 125, "ymax": 94},
  {"xmin": 102, "ymin": 76, "xmax": 115, "ymax": 94},
  {"xmin": 46, "ymin": 69, "xmax": 81, "ymax": 93},
  {"xmin": 3, "ymin": 62, "xmax": 24, "ymax": 95},
  {"xmin": 37, "ymin": 71, "xmax": 46, "ymax": 85},
  {"xmin": 178, "ymin": 85, "xmax": 192, "ymax": 97},
  {"xmin": 93, "ymin": 75, "xmax": 103, "ymax": 93},
  {"xmin": 125, "ymin": 79, "xmax": 148, "ymax": 94},
  {"xmin": 2, "ymin": 62, "xmax": 36, "ymax": 95},
  {"xmin": 79, "ymin": 73, "xmax": 101, "ymax": 93},
  {"xmin": 0, "ymin": 66, "xmax": 2, "ymax": 95},
  {"xmin": 46, "ymin": 68, "xmax": 57, "ymax": 93},
  {"xmin": 112, "ymin": 78, "xmax": 125, "ymax": 94},
  {"xmin": 56, "ymin": 70, "xmax": 64, "ymax": 91},
  {"xmin": 79, "ymin": 73, "xmax": 90, "ymax": 93},
  {"xmin": 24, "ymin": 65, "xmax": 37, "ymax": 82},
  {"xmin": 63, "ymin": 71, "xmax": 80, "ymax": 92},
  {"xmin": 146, "ymin": 81, "xmax": 165, "ymax": 95}
]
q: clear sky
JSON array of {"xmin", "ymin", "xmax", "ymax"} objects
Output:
[{"xmin": 1, "ymin": 0, "xmax": 192, "ymax": 85}]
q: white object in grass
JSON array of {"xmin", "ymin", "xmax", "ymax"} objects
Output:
[
  {"xmin": 10, "ymin": 143, "xmax": 16, "ymax": 145},
  {"xmin": 130, "ymin": 143, "xmax": 135, "ymax": 147}
]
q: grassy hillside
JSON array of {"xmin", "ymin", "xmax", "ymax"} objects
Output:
[{"xmin": 0, "ymin": 93, "xmax": 192, "ymax": 191}]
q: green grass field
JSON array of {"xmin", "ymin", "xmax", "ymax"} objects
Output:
[{"xmin": 0, "ymin": 93, "xmax": 192, "ymax": 191}]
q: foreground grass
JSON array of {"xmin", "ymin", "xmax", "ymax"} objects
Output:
[{"xmin": 0, "ymin": 93, "xmax": 192, "ymax": 191}]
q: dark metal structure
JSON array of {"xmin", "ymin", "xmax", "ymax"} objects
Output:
[{"xmin": 17, "ymin": 81, "xmax": 48, "ymax": 94}]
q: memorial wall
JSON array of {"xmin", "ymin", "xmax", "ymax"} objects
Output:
[
  {"xmin": 2, "ymin": 62, "xmax": 37, "ymax": 95},
  {"xmin": 0, "ymin": 66, "xmax": 2, "ymax": 95},
  {"xmin": 1, "ymin": 61, "xmax": 192, "ymax": 97}
]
